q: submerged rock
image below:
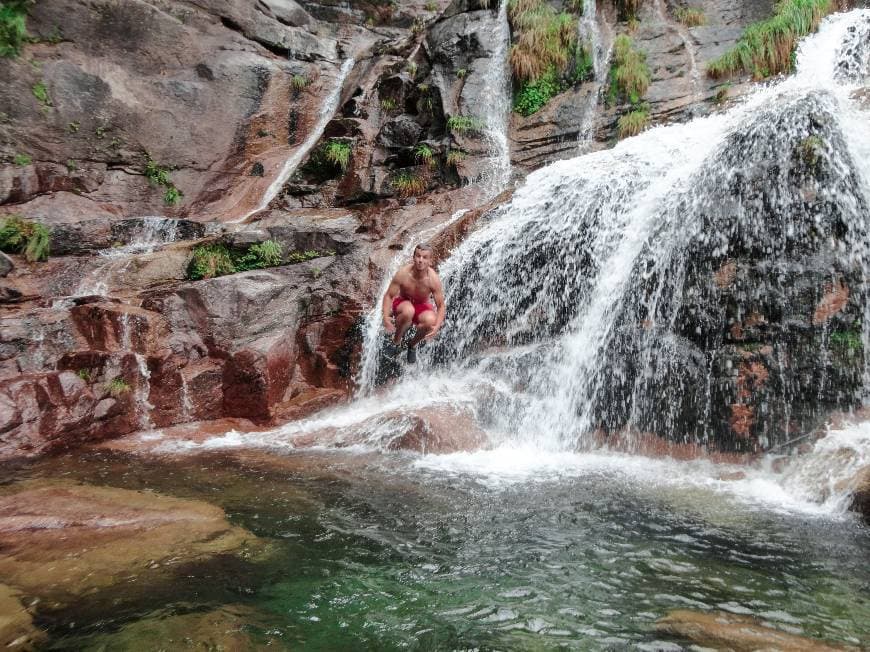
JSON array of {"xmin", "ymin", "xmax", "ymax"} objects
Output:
[
  {"xmin": 0, "ymin": 584, "xmax": 44, "ymax": 650},
  {"xmin": 656, "ymin": 609, "xmax": 860, "ymax": 651},
  {"xmin": 0, "ymin": 481, "xmax": 264, "ymax": 601}
]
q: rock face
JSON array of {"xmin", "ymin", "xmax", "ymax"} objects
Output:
[
  {"xmin": 0, "ymin": 481, "xmax": 263, "ymax": 600},
  {"xmin": 592, "ymin": 93, "xmax": 870, "ymax": 451},
  {"xmin": 0, "ymin": 584, "xmax": 44, "ymax": 651},
  {"xmin": 850, "ymin": 466, "xmax": 870, "ymax": 522},
  {"xmin": 656, "ymin": 609, "xmax": 860, "ymax": 651}
]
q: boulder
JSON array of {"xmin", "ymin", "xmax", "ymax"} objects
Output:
[
  {"xmin": 0, "ymin": 481, "xmax": 264, "ymax": 600},
  {"xmin": 0, "ymin": 252, "xmax": 13, "ymax": 278},
  {"xmin": 656, "ymin": 609, "xmax": 860, "ymax": 651},
  {"xmin": 849, "ymin": 466, "xmax": 870, "ymax": 522}
]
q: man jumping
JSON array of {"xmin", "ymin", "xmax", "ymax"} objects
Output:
[{"xmin": 381, "ymin": 243, "xmax": 446, "ymax": 363}]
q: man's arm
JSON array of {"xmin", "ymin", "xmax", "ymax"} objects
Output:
[
  {"xmin": 382, "ymin": 276, "xmax": 400, "ymax": 333},
  {"xmin": 426, "ymin": 272, "xmax": 446, "ymax": 340}
]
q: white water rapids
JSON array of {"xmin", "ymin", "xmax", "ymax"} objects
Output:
[{"xmin": 168, "ymin": 11, "xmax": 870, "ymax": 518}]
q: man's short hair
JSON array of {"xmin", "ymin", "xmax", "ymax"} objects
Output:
[{"xmin": 414, "ymin": 243, "xmax": 433, "ymax": 253}]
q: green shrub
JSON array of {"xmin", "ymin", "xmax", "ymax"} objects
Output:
[
  {"xmin": 105, "ymin": 377, "xmax": 131, "ymax": 397},
  {"xmin": 381, "ymin": 97, "xmax": 398, "ymax": 111},
  {"xmin": 291, "ymin": 74, "xmax": 309, "ymax": 90},
  {"xmin": 514, "ymin": 67, "xmax": 560, "ymax": 116},
  {"xmin": 324, "ymin": 139, "xmax": 352, "ymax": 171},
  {"xmin": 393, "ymin": 172, "xmax": 426, "ymax": 197},
  {"xmin": 615, "ymin": 0, "xmax": 643, "ymax": 22},
  {"xmin": 13, "ymin": 153, "xmax": 31, "ymax": 166},
  {"xmin": 144, "ymin": 158, "xmax": 183, "ymax": 206},
  {"xmin": 187, "ymin": 243, "xmax": 236, "ymax": 280},
  {"xmin": 447, "ymin": 115, "xmax": 485, "ymax": 134},
  {"xmin": 797, "ymin": 134, "xmax": 824, "ymax": 167},
  {"xmin": 830, "ymin": 330, "xmax": 862, "ymax": 354},
  {"xmin": 188, "ymin": 240, "xmax": 305, "ymax": 280},
  {"xmin": 706, "ymin": 0, "xmax": 833, "ymax": 79},
  {"xmin": 236, "ymin": 239, "xmax": 284, "ymax": 270},
  {"xmin": 414, "ymin": 143, "xmax": 435, "ymax": 167},
  {"xmin": 0, "ymin": 0, "xmax": 30, "ymax": 58},
  {"xmin": 674, "ymin": 6, "xmax": 705, "ymax": 26},
  {"xmin": 31, "ymin": 81, "xmax": 50, "ymax": 106},
  {"xmin": 446, "ymin": 149, "xmax": 466, "ymax": 166},
  {"xmin": 617, "ymin": 107, "xmax": 649, "ymax": 138},
  {"xmin": 0, "ymin": 214, "xmax": 50, "ymax": 261},
  {"xmin": 609, "ymin": 35, "xmax": 650, "ymax": 105}
]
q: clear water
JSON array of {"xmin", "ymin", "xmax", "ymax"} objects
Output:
[{"xmin": 2, "ymin": 442, "xmax": 867, "ymax": 650}]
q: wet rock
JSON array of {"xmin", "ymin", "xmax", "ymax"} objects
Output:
[
  {"xmin": 0, "ymin": 584, "xmax": 44, "ymax": 650},
  {"xmin": 656, "ymin": 609, "xmax": 860, "ymax": 651},
  {"xmin": 0, "ymin": 252, "xmax": 13, "ymax": 278},
  {"xmin": 0, "ymin": 481, "xmax": 263, "ymax": 600},
  {"xmin": 849, "ymin": 466, "xmax": 870, "ymax": 522},
  {"xmin": 87, "ymin": 605, "xmax": 267, "ymax": 651},
  {"xmin": 385, "ymin": 406, "xmax": 489, "ymax": 454}
]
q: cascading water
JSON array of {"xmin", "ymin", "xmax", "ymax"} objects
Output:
[
  {"xmin": 576, "ymin": 0, "xmax": 612, "ymax": 147},
  {"xmin": 186, "ymin": 11, "xmax": 870, "ymax": 517},
  {"xmin": 230, "ymin": 58, "xmax": 355, "ymax": 224},
  {"xmin": 479, "ymin": 0, "xmax": 513, "ymax": 195}
]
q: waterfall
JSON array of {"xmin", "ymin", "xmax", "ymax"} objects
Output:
[
  {"xmin": 479, "ymin": 0, "xmax": 512, "ymax": 196},
  {"xmin": 576, "ymin": 0, "xmax": 612, "ymax": 147},
  {"xmin": 230, "ymin": 58, "xmax": 355, "ymax": 224}
]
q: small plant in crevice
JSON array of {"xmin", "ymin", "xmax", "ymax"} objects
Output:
[
  {"xmin": 13, "ymin": 153, "xmax": 31, "ymax": 166},
  {"xmin": 287, "ymin": 249, "xmax": 335, "ymax": 264},
  {"xmin": 797, "ymin": 134, "xmax": 825, "ymax": 168},
  {"xmin": 392, "ymin": 172, "xmax": 426, "ymax": 197},
  {"xmin": 406, "ymin": 61, "xmax": 418, "ymax": 78},
  {"xmin": 446, "ymin": 149, "xmax": 466, "ymax": 167},
  {"xmin": 380, "ymin": 97, "xmax": 398, "ymax": 112},
  {"xmin": 144, "ymin": 158, "xmax": 183, "ymax": 206},
  {"xmin": 291, "ymin": 74, "xmax": 310, "ymax": 91},
  {"xmin": 76, "ymin": 369, "xmax": 91, "ymax": 382},
  {"xmin": 447, "ymin": 115, "xmax": 485, "ymax": 135},
  {"xmin": 67, "ymin": 121, "xmax": 79, "ymax": 133},
  {"xmin": 187, "ymin": 243, "xmax": 235, "ymax": 280},
  {"xmin": 673, "ymin": 6, "xmax": 705, "ymax": 26},
  {"xmin": 426, "ymin": 0, "xmax": 438, "ymax": 11},
  {"xmin": 456, "ymin": 67, "xmax": 468, "ymax": 79},
  {"xmin": 712, "ymin": 82, "xmax": 731, "ymax": 105},
  {"xmin": 31, "ymin": 81, "xmax": 50, "ymax": 106},
  {"xmin": 829, "ymin": 330, "xmax": 863, "ymax": 355},
  {"xmin": 0, "ymin": 0, "xmax": 30, "ymax": 58},
  {"xmin": 105, "ymin": 377, "xmax": 131, "ymax": 397},
  {"xmin": 614, "ymin": 0, "xmax": 643, "ymax": 22},
  {"xmin": 706, "ymin": 0, "xmax": 834, "ymax": 80},
  {"xmin": 235, "ymin": 239, "xmax": 284, "ymax": 271},
  {"xmin": 617, "ymin": 107, "xmax": 649, "ymax": 138},
  {"xmin": 324, "ymin": 139, "xmax": 352, "ymax": 171},
  {"xmin": 414, "ymin": 143, "xmax": 435, "ymax": 167},
  {"xmin": 66, "ymin": 159, "xmax": 77, "ymax": 172},
  {"xmin": 0, "ymin": 214, "xmax": 50, "ymax": 262}
]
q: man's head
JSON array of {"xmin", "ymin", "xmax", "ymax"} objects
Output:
[{"xmin": 412, "ymin": 243, "xmax": 433, "ymax": 272}]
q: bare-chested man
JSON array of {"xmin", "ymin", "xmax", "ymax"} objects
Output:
[{"xmin": 381, "ymin": 243, "xmax": 446, "ymax": 363}]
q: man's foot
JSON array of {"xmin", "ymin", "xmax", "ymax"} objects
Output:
[
  {"xmin": 383, "ymin": 340, "xmax": 402, "ymax": 358},
  {"xmin": 406, "ymin": 345, "xmax": 417, "ymax": 364}
]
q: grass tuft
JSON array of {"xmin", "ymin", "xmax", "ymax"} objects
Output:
[
  {"xmin": 13, "ymin": 153, "xmax": 31, "ymax": 166},
  {"xmin": 31, "ymin": 81, "xmax": 50, "ymax": 106},
  {"xmin": 446, "ymin": 149, "xmax": 466, "ymax": 166},
  {"xmin": 609, "ymin": 34, "xmax": 650, "ymax": 105},
  {"xmin": 674, "ymin": 6, "xmax": 706, "ymax": 26},
  {"xmin": 414, "ymin": 143, "xmax": 435, "ymax": 167},
  {"xmin": 392, "ymin": 172, "xmax": 426, "ymax": 197},
  {"xmin": 0, "ymin": 214, "xmax": 50, "ymax": 262},
  {"xmin": 447, "ymin": 115, "xmax": 485, "ymax": 134},
  {"xmin": 617, "ymin": 107, "xmax": 650, "ymax": 138},
  {"xmin": 188, "ymin": 243, "xmax": 235, "ymax": 280},
  {"xmin": 706, "ymin": 0, "xmax": 834, "ymax": 80},
  {"xmin": 508, "ymin": 0, "xmax": 578, "ymax": 83},
  {"xmin": 324, "ymin": 139, "xmax": 352, "ymax": 171},
  {"xmin": 105, "ymin": 377, "xmax": 131, "ymax": 397}
]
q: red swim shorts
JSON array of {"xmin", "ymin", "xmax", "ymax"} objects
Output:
[{"xmin": 392, "ymin": 296, "xmax": 434, "ymax": 324}]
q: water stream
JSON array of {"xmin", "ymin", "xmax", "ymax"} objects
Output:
[
  {"xmin": 230, "ymin": 58, "xmax": 355, "ymax": 224},
  {"xmin": 479, "ymin": 0, "xmax": 513, "ymax": 196}
]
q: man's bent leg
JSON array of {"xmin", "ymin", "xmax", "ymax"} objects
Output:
[
  {"xmin": 408, "ymin": 310, "xmax": 436, "ymax": 348},
  {"xmin": 393, "ymin": 302, "xmax": 415, "ymax": 345}
]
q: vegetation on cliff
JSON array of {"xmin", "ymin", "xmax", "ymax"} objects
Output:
[
  {"xmin": 187, "ymin": 240, "xmax": 334, "ymax": 281},
  {"xmin": 508, "ymin": 0, "xmax": 593, "ymax": 116},
  {"xmin": 706, "ymin": 0, "xmax": 834, "ymax": 79},
  {"xmin": 608, "ymin": 35, "xmax": 651, "ymax": 138},
  {"xmin": 0, "ymin": 215, "xmax": 50, "ymax": 262},
  {"xmin": 0, "ymin": 0, "xmax": 29, "ymax": 58}
]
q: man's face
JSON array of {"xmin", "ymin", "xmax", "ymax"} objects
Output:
[{"xmin": 413, "ymin": 248, "xmax": 432, "ymax": 271}]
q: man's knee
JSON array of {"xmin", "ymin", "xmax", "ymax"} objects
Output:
[
  {"xmin": 396, "ymin": 303, "xmax": 414, "ymax": 321},
  {"xmin": 417, "ymin": 312, "xmax": 436, "ymax": 330}
]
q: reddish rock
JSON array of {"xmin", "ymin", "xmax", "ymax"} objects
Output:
[
  {"xmin": 656, "ymin": 609, "xmax": 859, "ymax": 651},
  {"xmin": 813, "ymin": 278, "xmax": 850, "ymax": 325},
  {"xmin": 384, "ymin": 406, "xmax": 489, "ymax": 454},
  {"xmin": 849, "ymin": 466, "xmax": 870, "ymax": 523},
  {"xmin": 729, "ymin": 403, "xmax": 755, "ymax": 439}
]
